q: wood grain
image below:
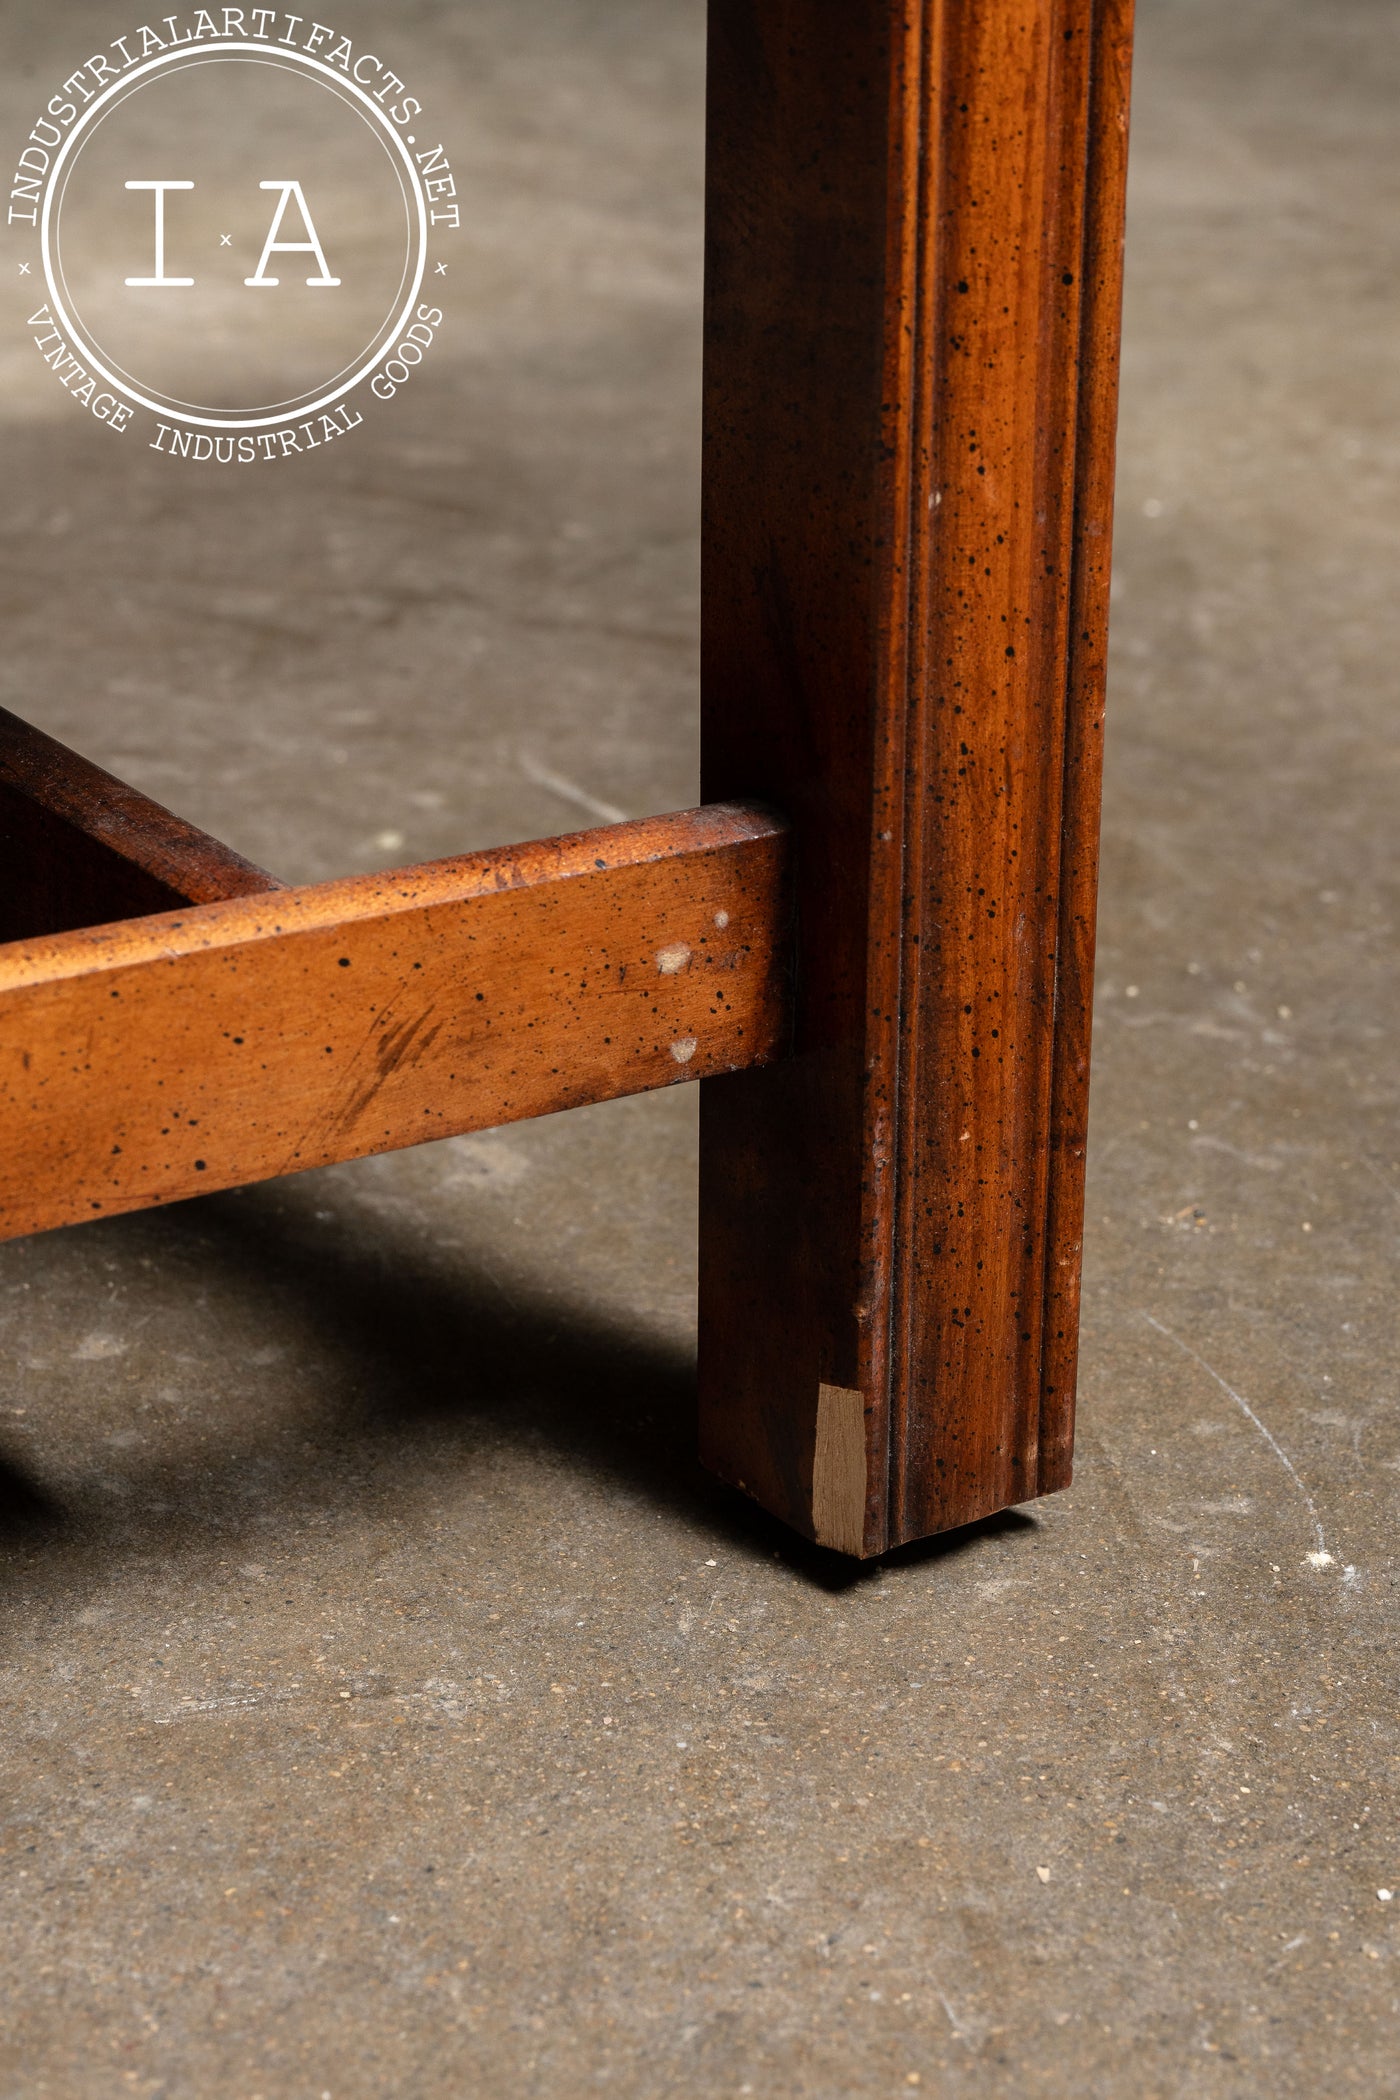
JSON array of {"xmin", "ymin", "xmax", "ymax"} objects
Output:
[
  {"xmin": 811, "ymin": 1386, "xmax": 869, "ymax": 1558},
  {"xmin": 0, "ymin": 802, "xmax": 790, "ymax": 1242},
  {"xmin": 699, "ymin": 0, "xmax": 1135, "ymax": 1553},
  {"xmin": 0, "ymin": 705, "xmax": 282, "ymax": 943}
]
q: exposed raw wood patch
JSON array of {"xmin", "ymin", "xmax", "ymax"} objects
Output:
[{"xmin": 811, "ymin": 1383, "xmax": 868, "ymax": 1556}]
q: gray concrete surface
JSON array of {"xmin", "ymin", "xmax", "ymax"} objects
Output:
[{"xmin": 2, "ymin": 0, "xmax": 1399, "ymax": 2092}]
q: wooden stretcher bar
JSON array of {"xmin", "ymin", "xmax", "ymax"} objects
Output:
[
  {"xmin": 0, "ymin": 704, "xmax": 282, "ymax": 943},
  {"xmin": 0, "ymin": 785, "xmax": 790, "ymax": 1241}
]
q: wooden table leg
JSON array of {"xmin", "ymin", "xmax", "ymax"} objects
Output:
[{"xmin": 698, "ymin": 0, "xmax": 1135, "ymax": 1555}]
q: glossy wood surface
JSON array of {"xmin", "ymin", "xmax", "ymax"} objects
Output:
[
  {"xmin": 0, "ymin": 803, "xmax": 789, "ymax": 1242},
  {"xmin": 699, "ymin": 0, "xmax": 1134, "ymax": 1552},
  {"xmin": 0, "ymin": 704, "xmax": 282, "ymax": 942}
]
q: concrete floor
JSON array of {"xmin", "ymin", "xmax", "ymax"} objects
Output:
[{"xmin": 2, "ymin": 0, "xmax": 1399, "ymax": 2092}]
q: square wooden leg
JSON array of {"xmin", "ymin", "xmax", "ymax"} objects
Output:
[{"xmin": 698, "ymin": 0, "xmax": 1136, "ymax": 1555}]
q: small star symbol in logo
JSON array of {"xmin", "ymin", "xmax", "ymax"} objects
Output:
[
  {"xmin": 435, "ymin": 261, "xmax": 448, "ymax": 276},
  {"xmin": 18, "ymin": 261, "xmax": 31, "ymax": 275}
]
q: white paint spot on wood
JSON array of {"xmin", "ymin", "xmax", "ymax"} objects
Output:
[
  {"xmin": 656, "ymin": 943, "xmax": 691, "ymax": 975},
  {"xmin": 670, "ymin": 1037, "xmax": 698, "ymax": 1064},
  {"xmin": 714, "ymin": 910, "xmax": 730, "ymax": 929}
]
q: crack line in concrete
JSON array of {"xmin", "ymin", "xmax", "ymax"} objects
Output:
[
  {"xmin": 1142, "ymin": 1313, "xmax": 1355, "ymax": 1580},
  {"xmin": 518, "ymin": 749, "xmax": 628, "ymax": 826}
]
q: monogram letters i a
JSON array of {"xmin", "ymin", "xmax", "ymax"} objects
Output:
[{"xmin": 124, "ymin": 178, "xmax": 339, "ymax": 287}]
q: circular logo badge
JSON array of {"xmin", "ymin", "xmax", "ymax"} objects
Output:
[
  {"xmin": 45, "ymin": 46, "xmax": 426, "ymax": 429},
  {"xmin": 10, "ymin": 20, "xmax": 455, "ymax": 463}
]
